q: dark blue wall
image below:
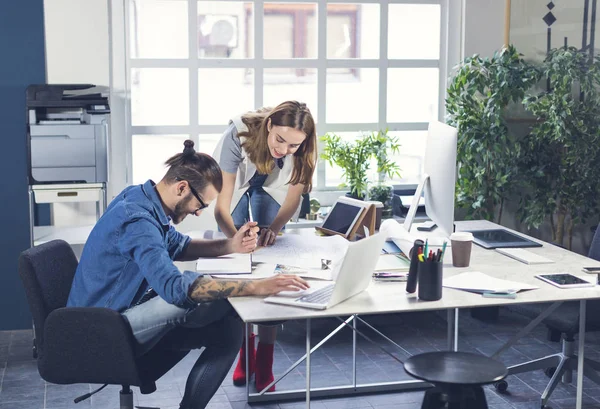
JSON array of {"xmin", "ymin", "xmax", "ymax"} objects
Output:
[{"xmin": 0, "ymin": 0, "xmax": 46, "ymax": 329}]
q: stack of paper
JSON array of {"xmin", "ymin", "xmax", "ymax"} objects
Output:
[{"xmin": 443, "ymin": 271, "xmax": 538, "ymax": 293}]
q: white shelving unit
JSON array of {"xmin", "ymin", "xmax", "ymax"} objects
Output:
[{"xmin": 29, "ymin": 183, "xmax": 107, "ymax": 246}]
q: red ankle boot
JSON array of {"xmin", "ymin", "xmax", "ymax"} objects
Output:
[
  {"xmin": 255, "ymin": 342, "xmax": 275, "ymax": 392},
  {"xmin": 232, "ymin": 333, "xmax": 256, "ymax": 386}
]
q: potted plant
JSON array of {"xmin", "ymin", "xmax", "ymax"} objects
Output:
[
  {"xmin": 518, "ymin": 46, "xmax": 600, "ymax": 249},
  {"xmin": 320, "ymin": 131, "xmax": 401, "ymax": 201},
  {"xmin": 320, "ymin": 132, "xmax": 373, "ymax": 200},
  {"xmin": 446, "ymin": 45, "xmax": 540, "ymax": 223},
  {"xmin": 365, "ymin": 129, "xmax": 401, "ymax": 183}
]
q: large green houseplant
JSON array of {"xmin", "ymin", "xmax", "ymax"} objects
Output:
[
  {"xmin": 365, "ymin": 129, "xmax": 401, "ymax": 183},
  {"xmin": 518, "ymin": 47, "xmax": 600, "ymax": 249},
  {"xmin": 320, "ymin": 131, "xmax": 400, "ymax": 200},
  {"xmin": 446, "ymin": 45, "xmax": 540, "ymax": 223}
]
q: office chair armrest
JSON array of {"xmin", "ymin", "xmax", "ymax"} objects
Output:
[{"xmin": 39, "ymin": 307, "xmax": 141, "ymax": 385}]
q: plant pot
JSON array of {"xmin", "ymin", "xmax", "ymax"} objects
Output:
[
  {"xmin": 382, "ymin": 208, "xmax": 393, "ymax": 219},
  {"xmin": 345, "ymin": 192, "xmax": 364, "ymax": 200}
]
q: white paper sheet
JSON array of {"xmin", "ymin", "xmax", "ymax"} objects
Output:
[
  {"xmin": 379, "ymin": 219, "xmax": 419, "ymax": 257},
  {"xmin": 252, "ymin": 234, "xmax": 350, "ymax": 269},
  {"xmin": 380, "ymin": 219, "xmax": 451, "ymax": 257},
  {"xmin": 211, "ymin": 263, "xmax": 277, "ymax": 280},
  {"xmin": 196, "ymin": 253, "xmax": 252, "ymax": 274},
  {"xmin": 442, "ymin": 271, "xmax": 538, "ymax": 293},
  {"xmin": 375, "ymin": 254, "xmax": 410, "ymax": 272},
  {"xmin": 495, "ymin": 248, "xmax": 554, "ymax": 265},
  {"xmin": 274, "ymin": 264, "xmax": 334, "ymax": 280}
]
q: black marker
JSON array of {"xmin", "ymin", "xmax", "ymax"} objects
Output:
[{"xmin": 406, "ymin": 239, "xmax": 424, "ymax": 294}]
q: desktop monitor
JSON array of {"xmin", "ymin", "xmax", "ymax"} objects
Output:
[{"xmin": 403, "ymin": 121, "xmax": 458, "ymax": 238}]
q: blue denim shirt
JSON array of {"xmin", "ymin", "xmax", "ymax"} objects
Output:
[{"xmin": 67, "ymin": 180, "xmax": 201, "ymax": 312}]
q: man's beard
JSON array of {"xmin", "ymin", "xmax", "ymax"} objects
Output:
[{"xmin": 171, "ymin": 194, "xmax": 193, "ymax": 224}]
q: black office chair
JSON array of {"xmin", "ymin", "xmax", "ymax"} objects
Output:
[
  {"xmin": 18, "ymin": 239, "xmax": 191, "ymax": 409},
  {"xmin": 498, "ymin": 223, "xmax": 600, "ymax": 408}
]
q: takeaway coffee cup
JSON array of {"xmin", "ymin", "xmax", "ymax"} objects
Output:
[{"xmin": 450, "ymin": 232, "xmax": 474, "ymax": 267}]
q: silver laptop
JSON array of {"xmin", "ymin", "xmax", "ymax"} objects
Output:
[{"xmin": 264, "ymin": 233, "xmax": 387, "ymax": 310}]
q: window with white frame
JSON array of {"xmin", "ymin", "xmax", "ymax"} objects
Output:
[{"xmin": 127, "ymin": 0, "xmax": 447, "ymax": 192}]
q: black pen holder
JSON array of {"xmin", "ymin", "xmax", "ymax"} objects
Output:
[{"xmin": 417, "ymin": 261, "xmax": 443, "ymax": 301}]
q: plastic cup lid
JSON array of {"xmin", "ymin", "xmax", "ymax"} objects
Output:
[{"xmin": 449, "ymin": 232, "xmax": 474, "ymax": 241}]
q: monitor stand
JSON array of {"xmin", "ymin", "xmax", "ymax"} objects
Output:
[
  {"xmin": 403, "ymin": 174, "xmax": 429, "ymax": 234},
  {"xmin": 380, "ymin": 174, "xmax": 449, "ymax": 255}
]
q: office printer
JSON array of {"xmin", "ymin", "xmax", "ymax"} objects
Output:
[{"xmin": 27, "ymin": 84, "xmax": 109, "ymax": 184}]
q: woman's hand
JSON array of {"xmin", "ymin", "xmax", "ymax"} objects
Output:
[
  {"xmin": 229, "ymin": 221, "xmax": 259, "ymax": 253},
  {"xmin": 257, "ymin": 227, "xmax": 278, "ymax": 247}
]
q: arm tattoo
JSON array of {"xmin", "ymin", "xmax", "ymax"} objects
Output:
[{"xmin": 188, "ymin": 276, "xmax": 251, "ymax": 302}]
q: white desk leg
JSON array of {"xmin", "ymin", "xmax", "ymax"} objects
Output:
[
  {"xmin": 306, "ymin": 318, "xmax": 311, "ymax": 409},
  {"xmin": 28, "ymin": 186, "xmax": 35, "ymax": 247},
  {"xmin": 245, "ymin": 323, "xmax": 250, "ymax": 399},
  {"xmin": 352, "ymin": 315, "xmax": 357, "ymax": 387},
  {"xmin": 447, "ymin": 309, "xmax": 459, "ymax": 351},
  {"xmin": 577, "ymin": 300, "xmax": 586, "ymax": 409}
]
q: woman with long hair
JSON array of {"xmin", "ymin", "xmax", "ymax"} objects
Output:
[{"xmin": 213, "ymin": 100, "xmax": 317, "ymax": 392}]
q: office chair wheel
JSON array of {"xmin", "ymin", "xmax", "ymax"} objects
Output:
[
  {"xmin": 544, "ymin": 367, "xmax": 556, "ymax": 378},
  {"xmin": 494, "ymin": 379, "xmax": 508, "ymax": 393}
]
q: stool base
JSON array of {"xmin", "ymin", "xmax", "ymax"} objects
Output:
[{"xmin": 421, "ymin": 384, "xmax": 488, "ymax": 409}]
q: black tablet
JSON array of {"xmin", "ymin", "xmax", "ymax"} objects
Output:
[
  {"xmin": 467, "ymin": 229, "xmax": 542, "ymax": 249},
  {"xmin": 321, "ymin": 200, "xmax": 364, "ymax": 236}
]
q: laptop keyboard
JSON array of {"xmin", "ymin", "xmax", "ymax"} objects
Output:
[{"xmin": 297, "ymin": 284, "xmax": 335, "ymax": 304}]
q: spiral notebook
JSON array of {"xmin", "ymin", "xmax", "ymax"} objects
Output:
[{"xmin": 495, "ymin": 248, "xmax": 554, "ymax": 265}]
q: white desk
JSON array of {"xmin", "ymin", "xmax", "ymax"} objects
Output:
[
  {"xmin": 33, "ymin": 224, "xmax": 94, "ymax": 246},
  {"xmin": 225, "ymin": 220, "xmax": 600, "ymax": 408}
]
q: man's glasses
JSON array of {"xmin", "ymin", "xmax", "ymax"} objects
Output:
[{"xmin": 176, "ymin": 178, "xmax": 208, "ymax": 211}]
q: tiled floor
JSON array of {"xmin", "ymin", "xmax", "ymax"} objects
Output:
[{"xmin": 2, "ymin": 308, "xmax": 600, "ymax": 409}]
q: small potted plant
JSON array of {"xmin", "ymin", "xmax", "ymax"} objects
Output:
[{"xmin": 368, "ymin": 184, "xmax": 393, "ymax": 229}]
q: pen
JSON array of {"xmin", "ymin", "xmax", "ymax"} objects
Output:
[
  {"xmin": 424, "ymin": 239, "xmax": 429, "ymax": 259},
  {"xmin": 247, "ymin": 192, "xmax": 254, "ymax": 224},
  {"xmin": 441, "ymin": 240, "xmax": 447, "ymax": 260},
  {"xmin": 247, "ymin": 192, "xmax": 253, "ymax": 262}
]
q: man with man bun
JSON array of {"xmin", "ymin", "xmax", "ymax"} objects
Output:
[{"xmin": 68, "ymin": 140, "xmax": 309, "ymax": 409}]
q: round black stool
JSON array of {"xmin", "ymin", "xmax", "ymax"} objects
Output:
[{"xmin": 404, "ymin": 351, "xmax": 508, "ymax": 409}]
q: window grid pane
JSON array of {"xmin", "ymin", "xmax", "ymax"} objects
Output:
[{"xmin": 127, "ymin": 0, "xmax": 445, "ymax": 191}]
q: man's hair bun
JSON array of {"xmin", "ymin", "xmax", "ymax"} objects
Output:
[{"xmin": 183, "ymin": 139, "xmax": 195, "ymax": 157}]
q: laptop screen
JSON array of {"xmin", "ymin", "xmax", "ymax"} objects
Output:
[{"xmin": 322, "ymin": 202, "xmax": 363, "ymax": 235}]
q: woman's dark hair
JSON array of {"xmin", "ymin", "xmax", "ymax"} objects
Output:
[{"xmin": 163, "ymin": 140, "xmax": 223, "ymax": 193}]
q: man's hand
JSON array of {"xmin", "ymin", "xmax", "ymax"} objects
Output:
[
  {"xmin": 252, "ymin": 274, "xmax": 310, "ymax": 296},
  {"xmin": 229, "ymin": 221, "xmax": 259, "ymax": 253},
  {"xmin": 257, "ymin": 227, "xmax": 278, "ymax": 247}
]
